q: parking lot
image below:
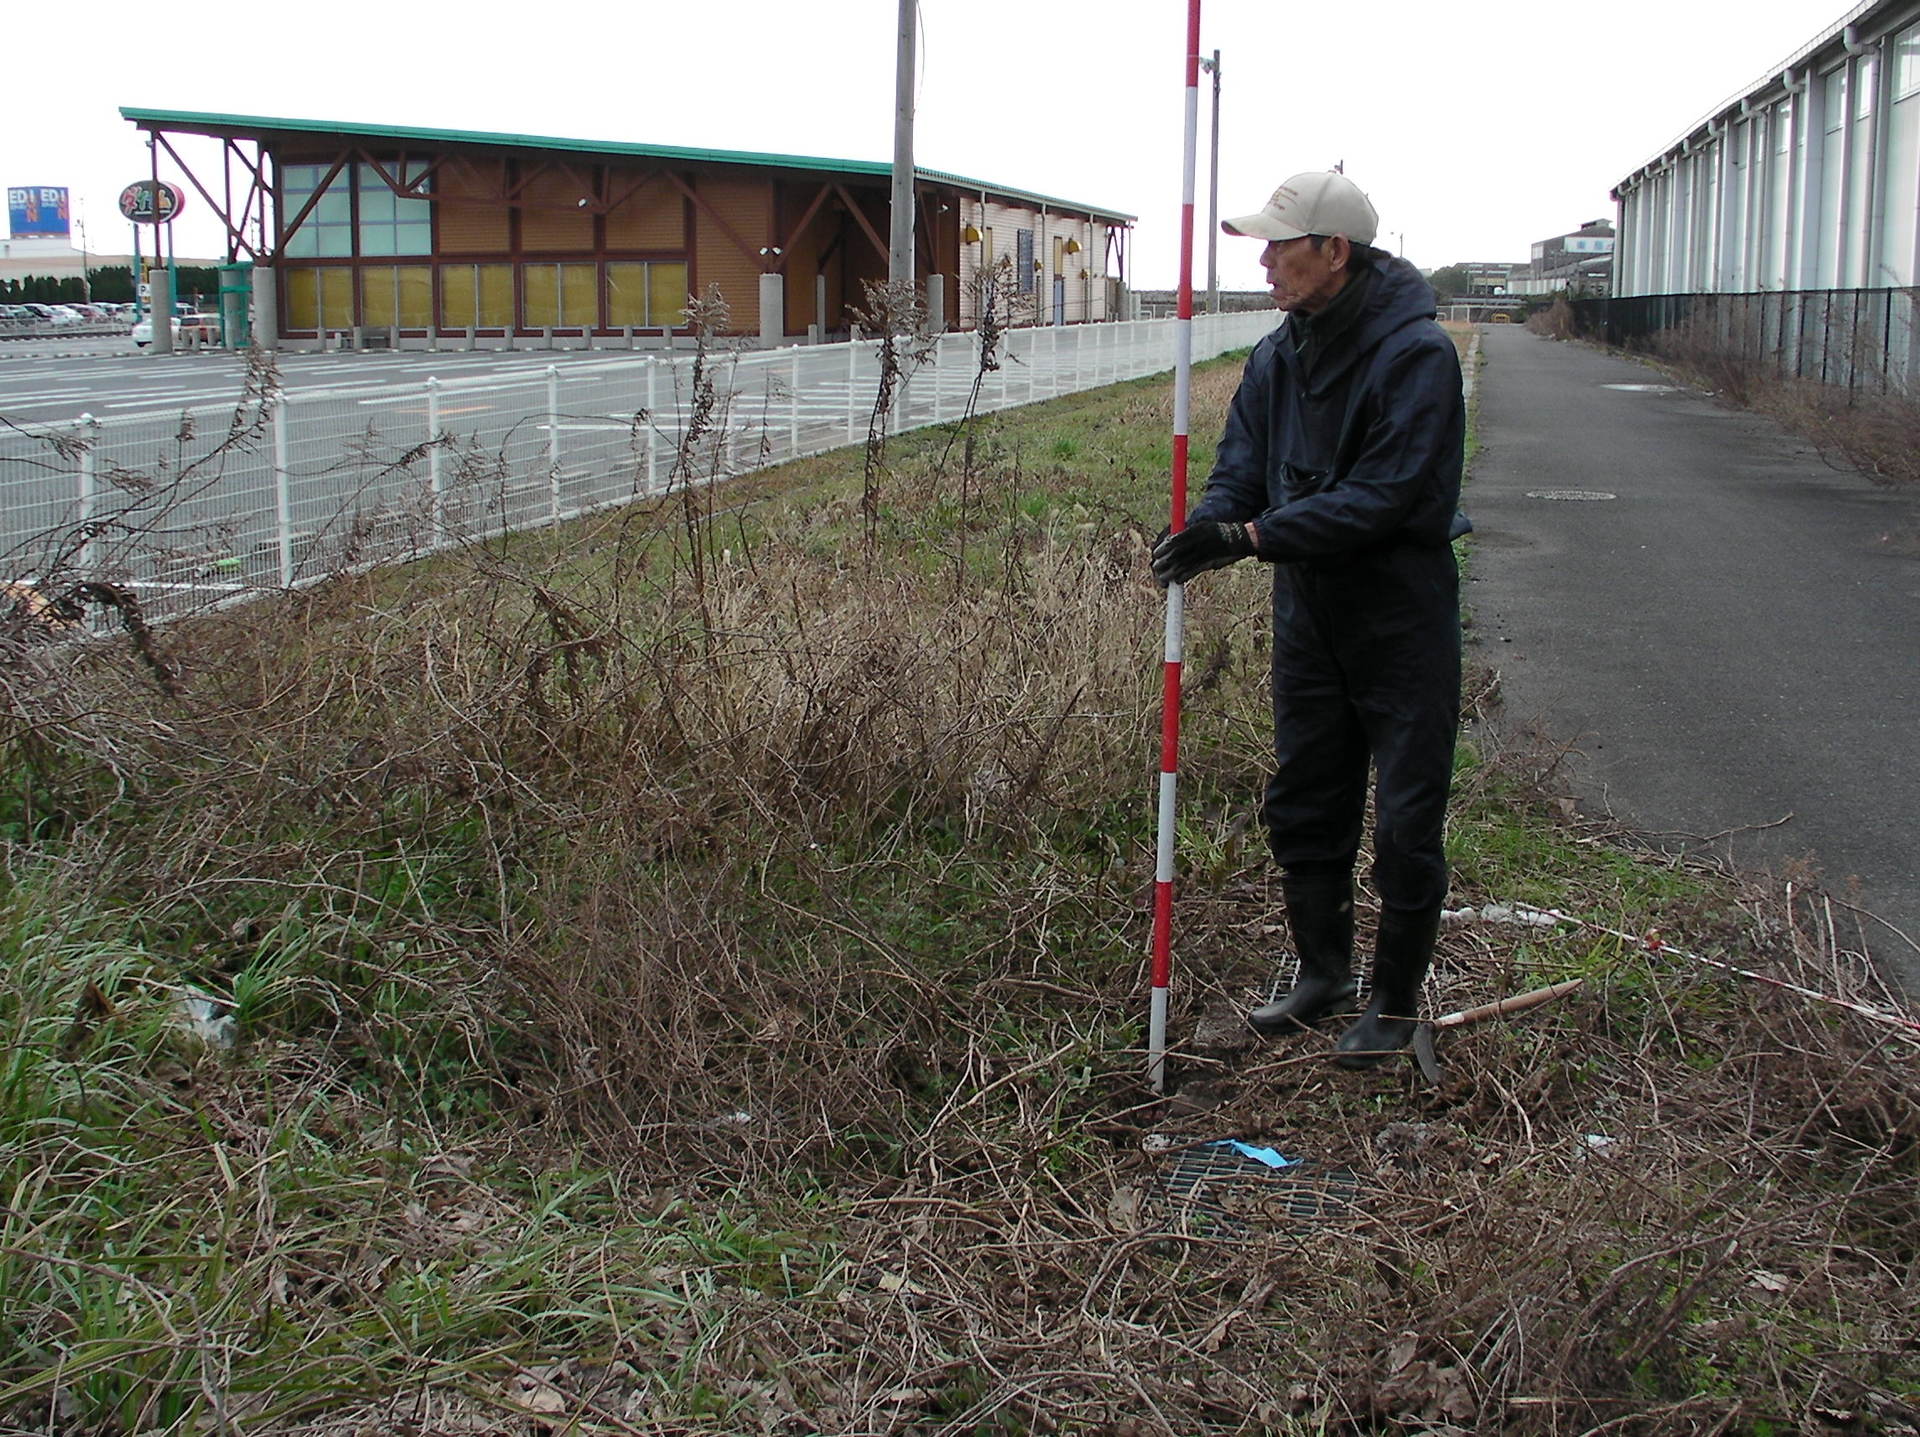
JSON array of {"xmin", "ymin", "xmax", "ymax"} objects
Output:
[{"xmin": 0, "ymin": 337, "xmax": 700, "ymax": 426}]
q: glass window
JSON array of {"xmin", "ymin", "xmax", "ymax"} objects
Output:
[
  {"xmin": 1016, "ymin": 228, "xmax": 1035, "ymax": 293},
  {"xmin": 280, "ymin": 163, "xmax": 351, "ymax": 260},
  {"xmin": 394, "ymin": 219, "xmax": 432, "ymax": 254},
  {"xmin": 1857, "ymin": 53, "xmax": 1877, "ymax": 120},
  {"xmin": 648, "ymin": 263, "xmax": 688, "ymax": 329},
  {"xmin": 359, "ymin": 184, "xmax": 397, "ymax": 223},
  {"xmin": 606, "ymin": 261, "xmax": 689, "ymax": 328},
  {"xmin": 286, "ymin": 268, "xmax": 318, "ymax": 329},
  {"xmin": 361, "ymin": 266, "xmax": 397, "ymax": 327},
  {"xmin": 442, "ymin": 265, "xmax": 476, "ymax": 329},
  {"xmin": 357, "ymin": 163, "xmax": 432, "ymax": 257},
  {"xmin": 1824, "ymin": 65, "xmax": 1846, "ymax": 133},
  {"xmin": 1898, "ymin": 23, "xmax": 1920, "ymax": 99},
  {"xmin": 606, "ymin": 263, "xmax": 648, "ymax": 326},
  {"xmin": 524, "ymin": 264, "xmax": 560, "ymax": 327},
  {"xmin": 319, "ymin": 269, "xmax": 353, "ymax": 329},
  {"xmin": 561, "ymin": 264, "xmax": 595, "ymax": 327},
  {"xmin": 477, "ymin": 265, "xmax": 513, "ymax": 328},
  {"xmin": 397, "ymin": 267, "xmax": 432, "ymax": 328}
]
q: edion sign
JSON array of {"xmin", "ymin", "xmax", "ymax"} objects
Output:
[
  {"xmin": 8, "ymin": 186, "xmax": 71, "ymax": 238},
  {"xmin": 119, "ymin": 180, "xmax": 186, "ymax": 225}
]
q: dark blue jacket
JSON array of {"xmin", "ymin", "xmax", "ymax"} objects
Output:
[{"xmin": 1189, "ymin": 257, "xmax": 1465, "ymax": 564}]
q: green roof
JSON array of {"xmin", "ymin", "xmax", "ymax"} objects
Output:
[{"xmin": 119, "ymin": 108, "xmax": 1136, "ymax": 224}]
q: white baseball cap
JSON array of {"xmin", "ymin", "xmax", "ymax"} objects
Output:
[{"xmin": 1222, "ymin": 171, "xmax": 1379, "ymax": 246}]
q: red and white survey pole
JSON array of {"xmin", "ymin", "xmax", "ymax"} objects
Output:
[{"xmin": 1149, "ymin": 0, "xmax": 1204, "ymax": 1095}]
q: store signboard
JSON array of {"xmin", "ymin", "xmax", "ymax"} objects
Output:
[
  {"xmin": 119, "ymin": 180, "xmax": 185, "ymax": 225},
  {"xmin": 8, "ymin": 186, "xmax": 71, "ymax": 238}
]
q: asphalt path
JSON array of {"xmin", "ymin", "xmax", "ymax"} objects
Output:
[{"xmin": 1467, "ymin": 324, "xmax": 1920, "ymax": 993}]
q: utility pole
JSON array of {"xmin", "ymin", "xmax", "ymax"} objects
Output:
[
  {"xmin": 889, "ymin": 0, "xmax": 916, "ymax": 296},
  {"xmin": 1201, "ymin": 49, "xmax": 1220, "ymax": 314}
]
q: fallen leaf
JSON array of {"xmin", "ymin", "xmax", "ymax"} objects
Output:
[{"xmin": 1386, "ymin": 1332, "xmax": 1419, "ymax": 1372}]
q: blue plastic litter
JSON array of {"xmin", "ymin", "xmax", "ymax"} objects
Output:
[{"xmin": 1210, "ymin": 1139, "xmax": 1297, "ymax": 1169}]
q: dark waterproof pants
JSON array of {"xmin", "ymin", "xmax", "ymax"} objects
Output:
[{"xmin": 1260, "ymin": 544, "xmax": 1461, "ymax": 913}]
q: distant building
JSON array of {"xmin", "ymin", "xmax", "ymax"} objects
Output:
[
  {"xmin": 1509, "ymin": 219, "xmax": 1615, "ymax": 296},
  {"xmin": 1440, "ymin": 261, "xmax": 1522, "ymax": 297},
  {"xmin": 119, "ymin": 108, "xmax": 1136, "ymax": 349}
]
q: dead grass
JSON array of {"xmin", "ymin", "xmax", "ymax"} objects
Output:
[
  {"xmin": 1637, "ymin": 312, "xmax": 1920, "ymax": 487},
  {"xmin": 1, "ymin": 345, "xmax": 1916, "ymax": 1435}
]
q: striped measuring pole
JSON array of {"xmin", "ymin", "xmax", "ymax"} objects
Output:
[{"xmin": 1149, "ymin": 0, "xmax": 1203, "ymax": 1095}]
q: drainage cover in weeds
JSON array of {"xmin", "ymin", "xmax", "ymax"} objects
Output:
[{"xmin": 1146, "ymin": 1135, "xmax": 1362, "ymax": 1234}]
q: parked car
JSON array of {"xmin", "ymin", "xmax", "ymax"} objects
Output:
[{"xmin": 132, "ymin": 312, "xmax": 222, "ymax": 348}]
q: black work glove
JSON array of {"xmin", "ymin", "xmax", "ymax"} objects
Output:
[{"xmin": 1150, "ymin": 521, "xmax": 1257, "ymax": 588}]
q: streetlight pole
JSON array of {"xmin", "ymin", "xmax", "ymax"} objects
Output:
[
  {"xmin": 1200, "ymin": 49, "xmax": 1220, "ymax": 314},
  {"xmin": 889, "ymin": 0, "xmax": 916, "ymax": 296}
]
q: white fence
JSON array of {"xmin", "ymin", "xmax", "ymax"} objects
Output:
[{"xmin": 1, "ymin": 312, "xmax": 1277, "ymax": 621}]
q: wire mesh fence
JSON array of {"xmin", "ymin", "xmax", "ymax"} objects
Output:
[
  {"xmin": 1569, "ymin": 287, "xmax": 1920, "ymax": 395},
  {"xmin": 2, "ymin": 312, "xmax": 1277, "ymax": 625}
]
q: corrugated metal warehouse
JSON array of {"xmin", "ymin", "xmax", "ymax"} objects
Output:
[
  {"xmin": 1613, "ymin": 0, "xmax": 1920, "ymax": 296},
  {"xmin": 121, "ymin": 108, "xmax": 1134, "ymax": 349}
]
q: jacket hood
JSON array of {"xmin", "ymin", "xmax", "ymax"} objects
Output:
[
  {"xmin": 1284, "ymin": 257, "xmax": 1439, "ymax": 391},
  {"xmin": 1353, "ymin": 256, "xmax": 1440, "ymax": 348}
]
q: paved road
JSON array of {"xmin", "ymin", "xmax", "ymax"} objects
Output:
[{"xmin": 1467, "ymin": 324, "xmax": 1920, "ymax": 991}]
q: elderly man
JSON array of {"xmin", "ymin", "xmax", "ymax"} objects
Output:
[{"xmin": 1150, "ymin": 171, "xmax": 1466, "ymax": 1068}]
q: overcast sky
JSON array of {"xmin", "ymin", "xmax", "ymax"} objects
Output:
[{"xmin": 10, "ymin": 0, "xmax": 1840, "ymax": 287}]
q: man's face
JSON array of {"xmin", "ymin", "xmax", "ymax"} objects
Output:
[{"xmin": 1260, "ymin": 235, "xmax": 1348, "ymax": 313}]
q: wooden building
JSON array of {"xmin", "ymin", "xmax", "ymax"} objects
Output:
[{"xmin": 119, "ymin": 108, "xmax": 1135, "ymax": 348}]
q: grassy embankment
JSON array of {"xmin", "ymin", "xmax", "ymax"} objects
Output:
[{"xmin": 2, "ymin": 329, "xmax": 1915, "ymax": 1434}]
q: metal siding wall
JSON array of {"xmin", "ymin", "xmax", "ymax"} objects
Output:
[
  {"xmin": 1769, "ymin": 102, "xmax": 1794, "ymax": 287},
  {"xmin": 519, "ymin": 170, "xmax": 596, "ymax": 253},
  {"xmin": 1727, "ymin": 121, "xmax": 1749, "ymax": 290},
  {"xmin": 437, "ymin": 160, "xmax": 510, "ymax": 253},
  {"xmin": 604, "ymin": 174, "xmax": 684, "ymax": 251},
  {"xmin": 1814, "ymin": 65, "xmax": 1845, "ymax": 287},
  {"xmin": 694, "ymin": 177, "xmax": 768, "ymax": 334}
]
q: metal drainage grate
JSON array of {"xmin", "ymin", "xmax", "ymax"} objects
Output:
[
  {"xmin": 1157, "ymin": 1140, "xmax": 1363, "ymax": 1234},
  {"xmin": 1525, "ymin": 489, "xmax": 1617, "ymax": 501},
  {"xmin": 1600, "ymin": 383, "xmax": 1679, "ymax": 393}
]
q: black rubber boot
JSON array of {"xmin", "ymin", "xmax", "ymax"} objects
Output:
[
  {"xmin": 1334, "ymin": 905, "xmax": 1441, "ymax": 1069},
  {"xmin": 1248, "ymin": 872, "xmax": 1358, "ymax": 1036}
]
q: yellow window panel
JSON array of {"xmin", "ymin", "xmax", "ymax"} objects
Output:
[
  {"xmin": 397, "ymin": 267, "xmax": 432, "ymax": 328},
  {"xmin": 441, "ymin": 265, "xmax": 475, "ymax": 329},
  {"xmin": 320, "ymin": 269, "xmax": 354, "ymax": 329},
  {"xmin": 360, "ymin": 266, "xmax": 397, "ymax": 327},
  {"xmin": 649, "ymin": 262, "xmax": 689, "ymax": 329},
  {"xmin": 561, "ymin": 264, "xmax": 596, "ymax": 327},
  {"xmin": 606, "ymin": 263, "xmax": 647, "ymax": 326},
  {"xmin": 524, "ymin": 264, "xmax": 560, "ymax": 327},
  {"xmin": 477, "ymin": 265, "xmax": 513, "ymax": 328},
  {"xmin": 285, "ymin": 269, "xmax": 319, "ymax": 330}
]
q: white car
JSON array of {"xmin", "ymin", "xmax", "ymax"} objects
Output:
[{"xmin": 132, "ymin": 313, "xmax": 222, "ymax": 348}]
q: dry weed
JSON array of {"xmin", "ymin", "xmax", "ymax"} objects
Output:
[{"xmin": 2, "ymin": 351, "xmax": 1915, "ymax": 1435}]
